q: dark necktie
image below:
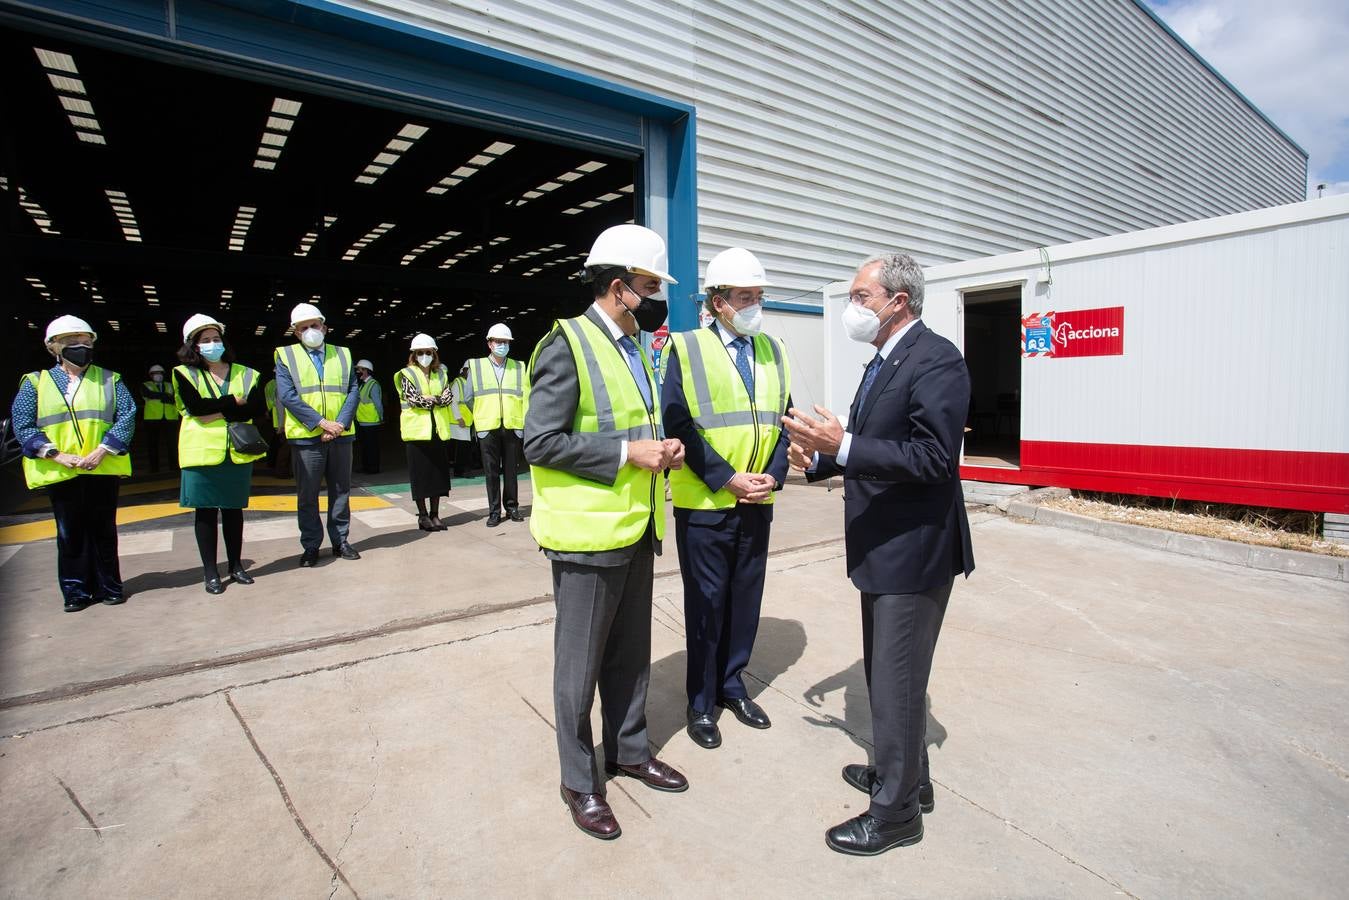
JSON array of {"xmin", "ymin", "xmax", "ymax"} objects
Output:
[
  {"xmin": 857, "ymin": 353, "xmax": 883, "ymax": 411},
  {"xmin": 618, "ymin": 336, "xmax": 652, "ymax": 411},
  {"xmin": 731, "ymin": 336, "xmax": 754, "ymax": 393}
]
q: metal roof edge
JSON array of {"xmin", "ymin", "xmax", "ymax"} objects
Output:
[
  {"xmin": 1129, "ymin": 0, "xmax": 1308, "ymax": 159},
  {"xmin": 925, "ymin": 195, "xmax": 1349, "ymax": 282}
]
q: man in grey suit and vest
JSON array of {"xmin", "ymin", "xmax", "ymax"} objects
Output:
[
  {"xmin": 524, "ymin": 224, "xmax": 689, "ymax": 840},
  {"xmin": 785, "ymin": 252, "xmax": 975, "ymax": 856}
]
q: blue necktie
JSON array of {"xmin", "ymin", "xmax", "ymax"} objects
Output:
[
  {"xmin": 618, "ymin": 336, "xmax": 652, "ymax": 411},
  {"xmin": 857, "ymin": 353, "xmax": 883, "ymax": 410},
  {"xmin": 731, "ymin": 336, "xmax": 754, "ymax": 393}
]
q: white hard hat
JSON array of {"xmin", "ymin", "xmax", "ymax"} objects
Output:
[
  {"xmin": 45, "ymin": 314, "xmax": 97, "ymax": 343},
  {"xmin": 183, "ymin": 313, "xmax": 226, "ymax": 344},
  {"xmin": 584, "ymin": 224, "xmax": 677, "ymax": 284},
  {"xmin": 149, "ymin": 364, "xmax": 165, "ymax": 373},
  {"xmin": 355, "ymin": 359, "xmax": 374, "ymax": 371},
  {"xmin": 704, "ymin": 247, "xmax": 773, "ymax": 292},
  {"xmin": 290, "ymin": 302, "xmax": 325, "ymax": 326},
  {"xmin": 486, "ymin": 323, "xmax": 513, "ymax": 341},
  {"xmin": 410, "ymin": 333, "xmax": 438, "ymax": 351}
]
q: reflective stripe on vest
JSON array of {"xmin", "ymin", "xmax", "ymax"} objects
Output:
[
  {"xmin": 274, "ymin": 344, "xmax": 354, "ymax": 439},
  {"xmin": 468, "ymin": 357, "xmax": 526, "ymax": 430},
  {"xmin": 175, "ymin": 364, "xmax": 265, "ymax": 467},
  {"xmin": 451, "ymin": 376, "xmax": 473, "ymax": 427},
  {"xmin": 356, "ymin": 378, "xmax": 381, "ymax": 424},
  {"xmin": 141, "ymin": 381, "xmax": 180, "ymax": 420},
  {"xmin": 527, "ymin": 315, "xmax": 665, "ymax": 552},
  {"xmin": 20, "ymin": 366, "xmax": 132, "ymax": 488},
  {"xmin": 668, "ymin": 328, "xmax": 791, "ymax": 510},
  {"xmin": 395, "ymin": 366, "xmax": 453, "ymax": 441}
]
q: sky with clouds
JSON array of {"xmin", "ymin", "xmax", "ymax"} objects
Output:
[{"xmin": 1144, "ymin": 0, "xmax": 1349, "ymax": 196}]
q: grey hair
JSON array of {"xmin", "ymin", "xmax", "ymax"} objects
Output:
[{"xmin": 861, "ymin": 252, "xmax": 925, "ymax": 317}]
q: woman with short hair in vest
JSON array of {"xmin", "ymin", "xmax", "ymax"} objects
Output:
[
  {"xmin": 174, "ymin": 314, "xmax": 268, "ymax": 594},
  {"xmin": 395, "ymin": 333, "xmax": 455, "ymax": 531}
]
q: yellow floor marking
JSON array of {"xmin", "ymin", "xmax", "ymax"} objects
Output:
[
  {"xmin": 0, "ymin": 495, "xmax": 392, "ymax": 545},
  {"xmin": 13, "ymin": 473, "xmax": 307, "ymax": 513}
]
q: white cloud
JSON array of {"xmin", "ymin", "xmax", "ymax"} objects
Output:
[{"xmin": 1147, "ymin": 0, "xmax": 1349, "ymax": 196}]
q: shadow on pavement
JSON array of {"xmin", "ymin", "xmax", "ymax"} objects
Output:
[{"xmin": 801, "ymin": 656, "xmax": 948, "ymax": 764}]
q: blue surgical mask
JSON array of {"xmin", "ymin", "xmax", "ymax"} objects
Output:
[
  {"xmin": 198, "ymin": 341, "xmax": 226, "ymax": 362},
  {"xmin": 492, "ymin": 343, "xmax": 509, "ymax": 359}
]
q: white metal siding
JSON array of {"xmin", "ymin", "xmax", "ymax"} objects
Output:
[
  {"xmin": 921, "ymin": 196, "xmax": 1349, "ymax": 455},
  {"xmin": 338, "ymin": 0, "xmax": 1306, "ymax": 300}
]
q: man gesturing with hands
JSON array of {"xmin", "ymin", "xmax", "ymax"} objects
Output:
[{"xmin": 525, "ymin": 225, "xmax": 690, "ymax": 841}]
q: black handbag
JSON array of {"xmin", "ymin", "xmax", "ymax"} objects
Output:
[{"xmin": 227, "ymin": 421, "xmax": 269, "ymax": 455}]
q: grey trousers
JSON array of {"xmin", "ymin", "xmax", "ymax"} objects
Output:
[
  {"xmin": 552, "ymin": 543, "xmax": 654, "ymax": 794},
  {"xmin": 292, "ymin": 441, "xmax": 353, "ymax": 552},
  {"xmin": 862, "ymin": 579, "xmax": 953, "ymax": 823}
]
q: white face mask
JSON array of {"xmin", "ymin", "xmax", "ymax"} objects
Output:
[
  {"xmin": 416, "ymin": 353, "xmax": 434, "ymax": 368},
  {"xmin": 151, "ymin": 373, "xmax": 164, "ymax": 382},
  {"xmin": 300, "ymin": 327, "xmax": 325, "ymax": 349},
  {"xmin": 841, "ymin": 297, "xmax": 897, "ymax": 343},
  {"xmin": 724, "ymin": 302, "xmax": 764, "ymax": 337}
]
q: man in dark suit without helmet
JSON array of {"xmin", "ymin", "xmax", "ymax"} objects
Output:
[{"xmin": 783, "ymin": 252, "xmax": 975, "ymax": 856}]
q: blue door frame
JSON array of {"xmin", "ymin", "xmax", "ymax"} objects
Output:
[{"xmin": 3, "ymin": 0, "xmax": 702, "ymax": 330}]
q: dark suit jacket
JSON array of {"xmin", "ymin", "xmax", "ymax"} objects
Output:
[
  {"xmin": 524, "ymin": 306, "xmax": 660, "ymax": 564},
  {"xmin": 659, "ymin": 326, "xmax": 791, "ymax": 526},
  {"xmin": 809, "ymin": 320, "xmax": 975, "ymax": 594}
]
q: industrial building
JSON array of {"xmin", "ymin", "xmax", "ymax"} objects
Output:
[{"xmin": 1, "ymin": 0, "xmax": 1305, "ymax": 383}]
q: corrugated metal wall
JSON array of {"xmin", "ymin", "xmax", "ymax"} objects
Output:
[{"xmin": 337, "ymin": 0, "xmax": 1307, "ymax": 299}]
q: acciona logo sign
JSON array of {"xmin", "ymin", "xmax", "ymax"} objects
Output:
[
  {"xmin": 1060, "ymin": 323, "xmax": 1122, "ymax": 341},
  {"xmin": 1022, "ymin": 306, "xmax": 1125, "ymax": 358}
]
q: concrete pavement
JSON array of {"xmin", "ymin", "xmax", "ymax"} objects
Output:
[{"xmin": 1, "ymin": 478, "xmax": 1346, "ymax": 898}]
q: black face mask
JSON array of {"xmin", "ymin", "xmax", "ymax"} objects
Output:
[
  {"xmin": 619, "ymin": 286, "xmax": 668, "ymax": 333},
  {"xmin": 61, "ymin": 345, "xmax": 93, "ymax": 367}
]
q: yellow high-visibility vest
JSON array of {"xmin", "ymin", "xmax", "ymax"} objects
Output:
[
  {"xmin": 141, "ymin": 380, "xmax": 180, "ymax": 421},
  {"xmin": 528, "ymin": 316, "xmax": 664, "ymax": 552},
  {"xmin": 174, "ymin": 364, "xmax": 266, "ymax": 467},
  {"xmin": 20, "ymin": 366, "xmax": 132, "ymax": 489},
  {"xmin": 274, "ymin": 343, "xmax": 355, "ymax": 439},
  {"xmin": 668, "ymin": 328, "xmax": 790, "ymax": 509},
  {"xmin": 356, "ymin": 378, "xmax": 382, "ymax": 425},
  {"xmin": 264, "ymin": 379, "xmax": 284, "ymax": 431},
  {"xmin": 451, "ymin": 375, "xmax": 473, "ymax": 428},
  {"xmin": 394, "ymin": 365, "xmax": 453, "ymax": 441},
  {"xmin": 468, "ymin": 357, "xmax": 527, "ymax": 430}
]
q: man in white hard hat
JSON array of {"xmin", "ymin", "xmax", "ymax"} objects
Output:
[
  {"xmin": 274, "ymin": 303, "xmax": 362, "ymax": 566},
  {"xmin": 353, "ymin": 358, "xmax": 383, "ymax": 474},
  {"xmin": 525, "ymin": 223, "xmax": 689, "ymax": 840},
  {"xmin": 11, "ymin": 315, "xmax": 136, "ymax": 611},
  {"xmin": 139, "ymin": 363, "xmax": 179, "ymax": 473},
  {"xmin": 461, "ymin": 322, "xmax": 527, "ymax": 526},
  {"xmin": 661, "ymin": 247, "xmax": 792, "ymax": 749}
]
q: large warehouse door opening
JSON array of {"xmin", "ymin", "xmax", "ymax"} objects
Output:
[
  {"xmin": 962, "ymin": 286, "xmax": 1022, "ymax": 468},
  {"xmin": 1, "ymin": 25, "xmax": 642, "ymax": 390}
]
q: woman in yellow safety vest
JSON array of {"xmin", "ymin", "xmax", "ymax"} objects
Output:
[
  {"xmin": 174, "ymin": 314, "xmax": 268, "ymax": 594},
  {"xmin": 11, "ymin": 314, "xmax": 137, "ymax": 612},
  {"xmin": 394, "ymin": 333, "xmax": 455, "ymax": 531}
]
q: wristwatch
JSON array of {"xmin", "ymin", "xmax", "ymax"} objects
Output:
[{"xmin": 43, "ymin": 446, "xmax": 60, "ymax": 459}]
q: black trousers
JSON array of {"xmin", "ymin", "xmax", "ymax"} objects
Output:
[
  {"xmin": 479, "ymin": 427, "xmax": 520, "ymax": 515},
  {"xmin": 862, "ymin": 580, "xmax": 952, "ymax": 823},
  {"xmin": 674, "ymin": 507, "xmax": 772, "ymax": 713},
  {"xmin": 356, "ymin": 424, "xmax": 381, "ymax": 474},
  {"xmin": 142, "ymin": 418, "xmax": 175, "ymax": 473},
  {"xmin": 48, "ymin": 474, "xmax": 123, "ymax": 603}
]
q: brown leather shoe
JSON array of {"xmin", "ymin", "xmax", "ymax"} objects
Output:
[
  {"xmin": 603, "ymin": 757, "xmax": 689, "ymax": 792},
  {"xmin": 560, "ymin": 785, "xmax": 621, "ymax": 840}
]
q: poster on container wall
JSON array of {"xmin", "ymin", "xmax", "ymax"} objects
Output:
[{"xmin": 1021, "ymin": 307, "xmax": 1124, "ymax": 358}]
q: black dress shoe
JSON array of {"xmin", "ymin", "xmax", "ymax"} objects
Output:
[
  {"xmin": 603, "ymin": 757, "xmax": 688, "ymax": 792},
  {"xmin": 333, "ymin": 543, "xmax": 361, "ymax": 560},
  {"xmin": 841, "ymin": 765, "xmax": 934, "ymax": 813},
  {"xmin": 686, "ymin": 707, "xmax": 721, "ymax": 749},
  {"xmin": 560, "ymin": 785, "xmax": 621, "ymax": 840},
  {"xmin": 63, "ymin": 597, "xmax": 92, "ymax": 613},
  {"xmin": 229, "ymin": 565, "xmax": 255, "ymax": 585},
  {"xmin": 718, "ymin": 696, "xmax": 771, "ymax": 729},
  {"xmin": 430, "ymin": 516, "xmax": 447, "ymax": 531},
  {"xmin": 418, "ymin": 514, "xmax": 435, "ymax": 532},
  {"xmin": 298, "ymin": 550, "xmax": 319, "ymax": 567},
  {"xmin": 825, "ymin": 812, "xmax": 923, "ymax": 856},
  {"xmin": 486, "ymin": 513, "xmax": 501, "ymax": 528},
  {"xmin": 507, "ymin": 510, "xmax": 524, "ymax": 522},
  {"xmin": 99, "ymin": 594, "xmax": 126, "ymax": 606},
  {"xmin": 204, "ymin": 574, "xmax": 225, "ymax": 595}
]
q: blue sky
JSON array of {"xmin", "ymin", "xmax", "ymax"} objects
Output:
[{"xmin": 1145, "ymin": 0, "xmax": 1349, "ymax": 196}]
